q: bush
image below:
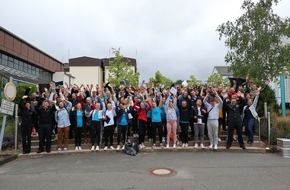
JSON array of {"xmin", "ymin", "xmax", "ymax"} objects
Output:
[
  {"xmin": 15, "ymin": 83, "xmax": 37, "ymax": 104},
  {"xmin": 2, "ymin": 136, "xmax": 15, "ymax": 150}
]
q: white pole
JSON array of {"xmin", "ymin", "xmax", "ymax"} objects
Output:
[
  {"xmin": 264, "ymin": 102, "xmax": 267, "ymax": 118},
  {"xmin": 0, "ymin": 115, "xmax": 7, "ymax": 151},
  {"xmin": 267, "ymin": 112, "xmax": 271, "ymax": 145},
  {"xmin": 14, "ymin": 104, "xmax": 18, "ymax": 150}
]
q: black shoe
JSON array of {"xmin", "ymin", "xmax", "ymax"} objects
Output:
[
  {"xmin": 46, "ymin": 149, "xmax": 51, "ymax": 153},
  {"xmin": 226, "ymin": 145, "xmax": 231, "ymax": 150},
  {"xmin": 247, "ymin": 140, "xmax": 250, "ymax": 144},
  {"xmin": 37, "ymin": 149, "xmax": 44, "ymax": 154},
  {"xmin": 241, "ymin": 146, "xmax": 246, "ymax": 150}
]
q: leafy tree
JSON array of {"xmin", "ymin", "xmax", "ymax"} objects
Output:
[
  {"xmin": 149, "ymin": 71, "xmax": 172, "ymax": 87},
  {"xmin": 188, "ymin": 75, "xmax": 197, "ymax": 88},
  {"xmin": 217, "ymin": 0, "xmax": 290, "ymax": 83},
  {"xmin": 207, "ymin": 73, "xmax": 228, "ymax": 87},
  {"xmin": 15, "ymin": 83, "xmax": 37, "ymax": 104},
  {"xmin": 174, "ymin": 79, "xmax": 183, "ymax": 85},
  {"xmin": 107, "ymin": 48, "xmax": 140, "ymax": 86}
]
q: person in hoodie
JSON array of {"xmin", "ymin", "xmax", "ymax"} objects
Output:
[{"xmin": 133, "ymin": 99, "xmax": 151, "ymax": 149}]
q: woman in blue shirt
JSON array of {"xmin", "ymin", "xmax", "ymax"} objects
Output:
[
  {"xmin": 116, "ymin": 102, "xmax": 131, "ymax": 150},
  {"xmin": 71, "ymin": 103, "xmax": 84, "ymax": 151}
]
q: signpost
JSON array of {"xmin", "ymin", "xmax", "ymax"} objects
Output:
[{"xmin": 0, "ymin": 80, "xmax": 16, "ymax": 151}]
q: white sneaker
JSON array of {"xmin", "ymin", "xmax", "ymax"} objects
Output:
[
  {"xmin": 139, "ymin": 144, "xmax": 143, "ymax": 149},
  {"xmin": 209, "ymin": 144, "xmax": 213, "ymax": 148},
  {"xmin": 160, "ymin": 143, "xmax": 163, "ymax": 149},
  {"xmin": 117, "ymin": 145, "xmax": 120, "ymax": 150},
  {"xmin": 75, "ymin": 147, "xmax": 79, "ymax": 151},
  {"xmin": 162, "ymin": 137, "xmax": 166, "ymax": 143},
  {"xmin": 185, "ymin": 143, "xmax": 188, "ymax": 148},
  {"xmin": 57, "ymin": 148, "xmax": 62, "ymax": 152},
  {"xmin": 182, "ymin": 143, "xmax": 185, "ymax": 148},
  {"xmin": 218, "ymin": 138, "xmax": 222, "ymax": 142},
  {"xmin": 96, "ymin": 146, "xmax": 99, "ymax": 151},
  {"xmin": 104, "ymin": 146, "xmax": 108, "ymax": 151},
  {"xmin": 110, "ymin": 146, "xmax": 115, "ymax": 150},
  {"xmin": 64, "ymin": 147, "xmax": 68, "ymax": 151},
  {"xmin": 122, "ymin": 145, "xmax": 125, "ymax": 150},
  {"xmin": 166, "ymin": 144, "xmax": 169, "ymax": 149},
  {"xmin": 91, "ymin": 146, "xmax": 95, "ymax": 151},
  {"xmin": 152, "ymin": 144, "xmax": 156, "ymax": 149},
  {"xmin": 194, "ymin": 143, "xmax": 198, "ymax": 149},
  {"xmin": 214, "ymin": 145, "xmax": 218, "ymax": 150},
  {"xmin": 78, "ymin": 146, "xmax": 82, "ymax": 151},
  {"xmin": 142, "ymin": 143, "xmax": 146, "ymax": 149},
  {"xmin": 173, "ymin": 144, "xmax": 176, "ymax": 149},
  {"xmin": 200, "ymin": 143, "xmax": 205, "ymax": 149}
]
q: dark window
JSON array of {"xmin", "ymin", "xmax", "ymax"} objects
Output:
[
  {"xmin": 31, "ymin": 66, "xmax": 36, "ymax": 75},
  {"xmin": 2, "ymin": 54, "xmax": 8, "ymax": 60},
  {"xmin": 19, "ymin": 61, "xmax": 23, "ymax": 71},
  {"xmin": 23, "ymin": 63, "xmax": 27, "ymax": 72},
  {"xmin": 27, "ymin": 64, "xmax": 31, "ymax": 74},
  {"xmin": 13, "ymin": 59, "xmax": 19, "ymax": 69},
  {"xmin": 1, "ymin": 58, "xmax": 7, "ymax": 66},
  {"xmin": 36, "ymin": 68, "xmax": 39, "ymax": 76}
]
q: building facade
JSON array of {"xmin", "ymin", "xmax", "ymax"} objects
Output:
[{"xmin": 68, "ymin": 56, "xmax": 137, "ymax": 86}]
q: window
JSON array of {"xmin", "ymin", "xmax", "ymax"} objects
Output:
[
  {"xmin": 36, "ymin": 68, "xmax": 39, "ymax": 76},
  {"xmin": 27, "ymin": 64, "xmax": 31, "ymax": 74},
  {"xmin": 13, "ymin": 59, "xmax": 19, "ymax": 70},
  {"xmin": 31, "ymin": 66, "xmax": 36, "ymax": 75},
  {"xmin": 2, "ymin": 54, "xmax": 8, "ymax": 60},
  {"xmin": 1, "ymin": 58, "xmax": 7, "ymax": 66},
  {"xmin": 23, "ymin": 63, "xmax": 27, "ymax": 72},
  {"xmin": 8, "ymin": 56, "xmax": 13, "ymax": 68},
  {"xmin": 19, "ymin": 61, "xmax": 23, "ymax": 71}
]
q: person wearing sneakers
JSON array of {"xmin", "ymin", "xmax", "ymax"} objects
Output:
[
  {"xmin": 243, "ymin": 91, "xmax": 259, "ymax": 145},
  {"xmin": 103, "ymin": 102, "xmax": 116, "ymax": 150},
  {"xmin": 203, "ymin": 90, "xmax": 223, "ymax": 150},
  {"xmin": 71, "ymin": 103, "xmax": 84, "ymax": 151},
  {"xmin": 150, "ymin": 95, "xmax": 163, "ymax": 149},
  {"xmin": 193, "ymin": 99, "xmax": 207, "ymax": 149},
  {"xmin": 116, "ymin": 102, "xmax": 131, "ymax": 150},
  {"xmin": 55, "ymin": 99, "xmax": 72, "ymax": 152},
  {"xmin": 179, "ymin": 100, "xmax": 192, "ymax": 148},
  {"xmin": 133, "ymin": 99, "xmax": 151, "ymax": 149},
  {"xmin": 90, "ymin": 102, "xmax": 105, "ymax": 151},
  {"xmin": 165, "ymin": 95, "xmax": 178, "ymax": 149}
]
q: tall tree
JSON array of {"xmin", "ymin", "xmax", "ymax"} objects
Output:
[
  {"xmin": 207, "ymin": 73, "xmax": 229, "ymax": 87},
  {"xmin": 107, "ymin": 48, "xmax": 140, "ymax": 86},
  {"xmin": 217, "ymin": 0, "xmax": 290, "ymax": 83},
  {"xmin": 149, "ymin": 71, "xmax": 172, "ymax": 87}
]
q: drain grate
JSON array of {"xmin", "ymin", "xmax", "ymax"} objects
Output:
[{"xmin": 146, "ymin": 167, "xmax": 177, "ymax": 177}]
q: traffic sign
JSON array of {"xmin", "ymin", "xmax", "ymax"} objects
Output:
[
  {"xmin": 4, "ymin": 82, "xmax": 17, "ymax": 101},
  {"xmin": 0, "ymin": 99, "xmax": 15, "ymax": 116}
]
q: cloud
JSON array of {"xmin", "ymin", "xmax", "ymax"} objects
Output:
[{"xmin": 0, "ymin": 0, "xmax": 289, "ymax": 82}]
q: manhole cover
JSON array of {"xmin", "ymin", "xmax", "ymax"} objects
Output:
[{"xmin": 146, "ymin": 168, "xmax": 177, "ymax": 177}]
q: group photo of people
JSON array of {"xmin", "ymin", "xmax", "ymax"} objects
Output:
[{"xmin": 19, "ymin": 78, "xmax": 266, "ymax": 154}]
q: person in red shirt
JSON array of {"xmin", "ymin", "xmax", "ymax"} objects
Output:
[{"xmin": 133, "ymin": 99, "xmax": 151, "ymax": 149}]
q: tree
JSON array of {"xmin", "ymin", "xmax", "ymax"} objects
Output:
[
  {"xmin": 149, "ymin": 71, "xmax": 172, "ymax": 87},
  {"xmin": 107, "ymin": 48, "xmax": 140, "ymax": 86},
  {"xmin": 174, "ymin": 79, "xmax": 183, "ymax": 85},
  {"xmin": 217, "ymin": 0, "xmax": 290, "ymax": 83},
  {"xmin": 188, "ymin": 75, "xmax": 197, "ymax": 87},
  {"xmin": 207, "ymin": 73, "xmax": 228, "ymax": 87}
]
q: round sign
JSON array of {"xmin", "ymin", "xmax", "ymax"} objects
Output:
[{"xmin": 4, "ymin": 82, "xmax": 17, "ymax": 101}]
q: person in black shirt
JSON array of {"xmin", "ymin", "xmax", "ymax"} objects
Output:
[
  {"xmin": 35, "ymin": 100, "xmax": 55, "ymax": 153},
  {"xmin": 225, "ymin": 96, "xmax": 246, "ymax": 150},
  {"xmin": 19, "ymin": 96, "xmax": 35, "ymax": 154}
]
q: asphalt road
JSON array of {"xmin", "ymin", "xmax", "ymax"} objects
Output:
[{"xmin": 0, "ymin": 152, "xmax": 289, "ymax": 190}]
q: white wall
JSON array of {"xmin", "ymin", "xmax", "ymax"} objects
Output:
[
  {"xmin": 70, "ymin": 66, "xmax": 103, "ymax": 86},
  {"xmin": 53, "ymin": 72, "xmax": 75, "ymax": 85}
]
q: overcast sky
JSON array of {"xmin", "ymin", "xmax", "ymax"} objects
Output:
[{"xmin": 1, "ymin": 0, "xmax": 289, "ymax": 82}]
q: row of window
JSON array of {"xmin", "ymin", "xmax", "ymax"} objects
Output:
[{"xmin": 0, "ymin": 53, "xmax": 52, "ymax": 81}]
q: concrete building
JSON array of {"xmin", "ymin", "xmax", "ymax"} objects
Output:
[
  {"xmin": 68, "ymin": 56, "xmax": 137, "ymax": 86},
  {"xmin": 0, "ymin": 26, "xmax": 71, "ymax": 92}
]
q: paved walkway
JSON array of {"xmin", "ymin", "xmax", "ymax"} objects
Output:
[{"xmin": 0, "ymin": 152, "xmax": 289, "ymax": 190}]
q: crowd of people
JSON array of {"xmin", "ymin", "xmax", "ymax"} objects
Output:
[{"xmin": 19, "ymin": 78, "xmax": 266, "ymax": 154}]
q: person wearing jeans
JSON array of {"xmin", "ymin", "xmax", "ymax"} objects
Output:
[
  {"xmin": 243, "ymin": 92, "xmax": 259, "ymax": 144},
  {"xmin": 55, "ymin": 99, "xmax": 72, "ymax": 152},
  {"xmin": 203, "ymin": 91, "xmax": 223, "ymax": 150},
  {"xmin": 193, "ymin": 99, "xmax": 207, "ymax": 149},
  {"xmin": 104, "ymin": 102, "xmax": 116, "ymax": 150}
]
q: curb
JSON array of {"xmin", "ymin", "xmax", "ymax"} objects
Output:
[{"xmin": 0, "ymin": 154, "xmax": 18, "ymax": 167}]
